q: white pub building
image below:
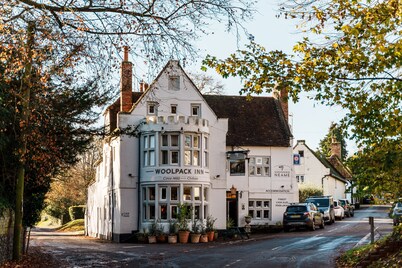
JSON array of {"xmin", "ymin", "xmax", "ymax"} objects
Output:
[{"xmin": 86, "ymin": 49, "xmax": 298, "ymax": 241}]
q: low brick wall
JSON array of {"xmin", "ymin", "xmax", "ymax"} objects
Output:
[{"xmin": 0, "ymin": 209, "xmax": 14, "ymax": 265}]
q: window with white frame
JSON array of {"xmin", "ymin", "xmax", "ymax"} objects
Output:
[
  {"xmin": 170, "ymin": 104, "xmax": 177, "ymax": 114},
  {"xmin": 296, "ymin": 175, "xmax": 305, "ymax": 183},
  {"xmin": 143, "ymin": 186, "xmax": 156, "ymax": 220},
  {"xmin": 182, "ymin": 185, "xmax": 205, "ymax": 220},
  {"xmin": 204, "ymin": 136, "xmax": 209, "ymax": 168},
  {"xmin": 143, "ymin": 134, "xmax": 156, "ymax": 166},
  {"xmin": 248, "ymin": 200, "xmax": 271, "ymax": 220},
  {"xmin": 191, "ymin": 104, "xmax": 201, "ymax": 117},
  {"xmin": 161, "ymin": 133, "xmax": 180, "ymax": 165},
  {"xmin": 249, "ymin": 156, "xmax": 271, "ymax": 176},
  {"xmin": 147, "ymin": 102, "xmax": 157, "ymax": 115},
  {"xmin": 169, "ymin": 76, "xmax": 180, "ymax": 91},
  {"xmin": 184, "ymin": 133, "xmax": 201, "ymax": 166},
  {"xmin": 157, "ymin": 185, "xmax": 180, "ymax": 220}
]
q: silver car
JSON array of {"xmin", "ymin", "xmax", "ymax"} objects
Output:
[{"xmin": 392, "ymin": 201, "xmax": 402, "ymax": 226}]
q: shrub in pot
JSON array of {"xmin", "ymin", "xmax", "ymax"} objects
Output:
[
  {"xmin": 190, "ymin": 221, "xmax": 201, "ymax": 243},
  {"xmin": 168, "ymin": 220, "xmax": 178, "ymax": 244},
  {"xmin": 177, "ymin": 204, "xmax": 191, "ymax": 243},
  {"xmin": 206, "ymin": 215, "xmax": 217, "ymax": 242},
  {"xmin": 148, "ymin": 220, "xmax": 157, "ymax": 244}
]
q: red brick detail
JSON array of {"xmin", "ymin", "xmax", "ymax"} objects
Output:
[{"xmin": 120, "ymin": 61, "xmax": 133, "ymax": 112}]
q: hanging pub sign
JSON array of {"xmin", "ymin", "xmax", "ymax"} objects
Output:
[{"xmin": 293, "ymin": 154, "xmax": 300, "ymax": 165}]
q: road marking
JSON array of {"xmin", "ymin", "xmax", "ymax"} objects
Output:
[
  {"xmin": 272, "ymin": 246, "xmax": 282, "ymax": 251},
  {"xmin": 225, "ymin": 259, "xmax": 242, "ymax": 267},
  {"xmin": 122, "ymin": 246, "xmax": 145, "ymax": 249},
  {"xmin": 340, "ymin": 224, "xmax": 350, "ymax": 229},
  {"xmin": 327, "ymin": 228, "xmax": 338, "ymax": 233}
]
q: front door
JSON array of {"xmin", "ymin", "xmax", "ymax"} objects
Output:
[{"xmin": 226, "ymin": 191, "xmax": 238, "ymax": 227}]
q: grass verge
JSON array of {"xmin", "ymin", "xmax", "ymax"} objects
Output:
[{"xmin": 57, "ymin": 219, "xmax": 85, "ymax": 232}]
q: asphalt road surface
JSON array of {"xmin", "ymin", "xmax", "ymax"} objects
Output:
[{"xmin": 30, "ymin": 205, "xmax": 393, "ymax": 268}]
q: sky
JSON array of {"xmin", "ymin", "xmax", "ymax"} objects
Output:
[{"xmin": 183, "ymin": 1, "xmax": 358, "ymax": 155}]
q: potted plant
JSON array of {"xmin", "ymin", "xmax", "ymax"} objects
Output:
[
  {"xmin": 148, "ymin": 220, "xmax": 157, "ymax": 244},
  {"xmin": 190, "ymin": 220, "xmax": 201, "ymax": 243},
  {"xmin": 199, "ymin": 223, "xmax": 208, "ymax": 243},
  {"xmin": 155, "ymin": 219, "xmax": 167, "ymax": 243},
  {"xmin": 168, "ymin": 220, "xmax": 177, "ymax": 244},
  {"xmin": 177, "ymin": 204, "xmax": 191, "ymax": 243},
  {"xmin": 206, "ymin": 215, "xmax": 217, "ymax": 242}
]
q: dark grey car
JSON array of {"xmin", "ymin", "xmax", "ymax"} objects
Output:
[{"xmin": 283, "ymin": 203, "xmax": 325, "ymax": 232}]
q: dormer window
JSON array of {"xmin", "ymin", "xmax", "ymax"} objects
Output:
[
  {"xmin": 171, "ymin": 104, "xmax": 177, "ymax": 114},
  {"xmin": 169, "ymin": 76, "xmax": 180, "ymax": 91},
  {"xmin": 148, "ymin": 102, "xmax": 157, "ymax": 115},
  {"xmin": 191, "ymin": 104, "xmax": 201, "ymax": 117}
]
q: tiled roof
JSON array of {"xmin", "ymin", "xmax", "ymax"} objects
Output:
[
  {"xmin": 106, "ymin": 93, "xmax": 292, "ymax": 147},
  {"xmin": 203, "ymin": 95, "xmax": 292, "ymax": 147}
]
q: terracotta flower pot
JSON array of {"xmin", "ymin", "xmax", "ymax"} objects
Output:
[
  {"xmin": 200, "ymin": 234, "xmax": 208, "ymax": 243},
  {"xmin": 178, "ymin": 230, "xmax": 190, "ymax": 243},
  {"xmin": 207, "ymin": 231, "xmax": 214, "ymax": 242},
  {"xmin": 168, "ymin": 234, "xmax": 177, "ymax": 244},
  {"xmin": 148, "ymin": 235, "xmax": 157, "ymax": 244},
  {"xmin": 190, "ymin": 233, "xmax": 201, "ymax": 243}
]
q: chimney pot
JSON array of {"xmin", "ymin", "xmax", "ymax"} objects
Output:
[{"xmin": 123, "ymin": 46, "xmax": 129, "ymax": 61}]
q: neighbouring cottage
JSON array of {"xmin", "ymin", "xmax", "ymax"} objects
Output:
[
  {"xmin": 86, "ymin": 49, "xmax": 297, "ymax": 242},
  {"xmin": 293, "ymin": 139, "xmax": 353, "ymax": 201}
]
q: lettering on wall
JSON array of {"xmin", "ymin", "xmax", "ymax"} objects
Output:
[
  {"xmin": 155, "ymin": 168, "xmax": 204, "ymax": 175},
  {"xmin": 121, "ymin": 212, "xmax": 130, "ymax": 217},
  {"xmin": 273, "ymin": 165, "xmax": 291, "ymax": 178},
  {"xmin": 275, "ymin": 198, "xmax": 290, "ymax": 207}
]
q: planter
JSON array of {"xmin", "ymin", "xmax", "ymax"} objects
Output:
[
  {"xmin": 148, "ymin": 235, "xmax": 157, "ymax": 244},
  {"xmin": 190, "ymin": 233, "xmax": 201, "ymax": 243},
  {"xmin": 168, "ymin": 234, "xmax": 177, "ymax": 244},
  {"xmin": 178, "ymin": 230, "xmax": 190, "ymax": 243},
  {"xmin": 200, "ymin": 234, "xmax": 208, "ymax": 243},
  {"xmin": 245, "ymin": 216, "xmax": 252, "ymax": 224},
  {"xmin": 157, "ymin": 234, "xmax": 167, "ymax": 243},
  {"xmin": 207, "ymin": 231, "xmax": 214, "ymax": 242},
  {"xmin": 214, "ymin": 231, "xmax": 218, "ymax": 240}
]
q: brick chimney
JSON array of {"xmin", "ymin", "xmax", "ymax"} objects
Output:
[
  {"xmin": 331, "ymin": 136, "xmax": 342, "ymax": 159},
  {"xmin": 274, "ymin": 85, "xmax": 288, "ymax": 122},
  {"xmin": 139, "ymin": 81, "xmax": 149, "ymax": 92},
  {"xmin": 120, "ymin": 46, "xmax": 133, "ymax": 112}
]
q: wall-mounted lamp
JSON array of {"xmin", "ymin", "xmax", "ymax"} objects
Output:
[
  {"xmin": 280, "ymin": 185, "xmax": 285, "ymax": 188},
  {"xmin": 213, "ymin": 175, "xmax": 220, "ymax": 179},
  {"xmin": 180, "ymin": 127, "xmax": 184, "ymax": 133},
  {"xmin": 240, "ymin": 191, "xmax": 243, "ymax": 198},
  {"xmin": 128, "ymin": 173, "xmax": 134, "ymax": 178}
]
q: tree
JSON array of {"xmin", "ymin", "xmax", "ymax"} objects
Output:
[
  {"xmin": 2, "ymin": 1, "xmax": 255, "ymax": 260},
  {"xmin": 188, "ymin": 72, "xmax": 225, "ymax": 95},
  {"xmin": 45, "ymin": 141, "xmax": 101, "ymax": 222},
  {"xmin": 318, "ymin": 122, "xmax": 348, "ymax": 161},
  {"xmin": 202, "ymin": 0, "xmax": 401, "ymax": 148},
  {"xmin": 0, "ymin": 23, "xmax": 110, "ymax": 259},
  {"xmin": 347, "ymin": 140, "xmax": 402, "ymax": 200}
]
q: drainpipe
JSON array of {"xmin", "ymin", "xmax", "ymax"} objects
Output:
[
  {"xmin": 137, "ymin": 135, "xmax": 142, "ymax": 231},
  {"xmin": 110, "ymin": 147, "xmax": 114, "ymax": 241}
]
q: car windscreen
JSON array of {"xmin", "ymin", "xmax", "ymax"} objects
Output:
[
  {"xmin": 286, "ymin": 206, "xmax": 307, "ymax": 212},
  {"xmin": 339, "ymin": 200, "xmax": 346, "ymax": 206},
  {"xmin": 307, "ymin": 198, "xmax": 329, "ymax": 207}
]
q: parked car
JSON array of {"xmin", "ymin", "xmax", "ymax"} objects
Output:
[
  {"xmin": 283, "ymin": 203, "xmax": 325, "ymax": 232},
  {"xmin": 305, "ymin": 196, "xmax": 335, "ymax": 224},
  {"xmin": 333, "ymin": 200, "xmax": 345, "ymax": 220},
  {"xmin": 339, "ymin": 199, "xmax": 354, "ymax": 217},
  {"xmin": 392, "ymin": 201, "xmax": 402, "ymax": 226}
]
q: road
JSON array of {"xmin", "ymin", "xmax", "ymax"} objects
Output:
[{"xmin": 30, "ymin": 205, "xmax": 393, "ymax": 268}]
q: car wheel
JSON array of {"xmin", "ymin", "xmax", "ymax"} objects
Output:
[
  {"xmin": 339, "ymin": 215, "xmax": 342, "ymax": 221},
  {"xmin": 351, "ymin": 211, "xmax": 354, "ymax": 217}
]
